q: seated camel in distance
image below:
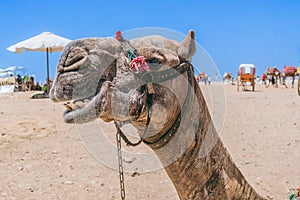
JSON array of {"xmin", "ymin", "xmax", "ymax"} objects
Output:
[{"xmin": 50, "ymin": 30, "xmax": 266, "ymax": 200}]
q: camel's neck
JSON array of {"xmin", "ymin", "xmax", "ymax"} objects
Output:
[{"xmin": 150, "ymin": 81, "xmax": 266, "ymax": 200}]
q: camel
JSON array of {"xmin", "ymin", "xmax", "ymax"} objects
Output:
[
  {"xmin": 50, "ymin": 30, "xmax": 266, "ymax": 200},
  {"xmin": 265, "ymin": 66, "xmax": 280, "ymax": 88},
  {"xmin": 196, "ymin": 72, "xmax": 209, "ymax": 85},
  {"xmin": 222, "ymin": 72, "xmax": 234, "ymax": 85},
  {"xmin": 298, "ymin": 74, "xmax": 300, "ymax": 96},
  {"xmin": 298, "ymin": 67, "xmax": 300, "ymax": 96},
  {"xmin": 262, "ymin": 72, "xmax": 275, "ymax": 87},
  {"xmin": 281, "ymin": 66, "xmax": 298, "ymax": 88}
]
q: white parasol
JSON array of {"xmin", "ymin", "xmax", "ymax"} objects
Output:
[{"xmin": 7, "ymin": 31, "xmax": 71, "ymax": 90}]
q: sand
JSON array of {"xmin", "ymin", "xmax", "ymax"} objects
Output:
[{"xmin": 0, "ymin": 83, "xmax": 299, "ymax": 200}]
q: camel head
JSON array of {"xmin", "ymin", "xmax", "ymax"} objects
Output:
[
  {"xmin": 50, "ymin": 30, "xmax": 196, "ymax": 136},
  {"xmin": 50, "ymin": 32, "xmax": 268, "ymax": 200}
]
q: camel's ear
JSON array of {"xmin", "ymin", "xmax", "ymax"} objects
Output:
[{"xmin": 178, "ymin": 30, "xmax": 196, "ymax": 61}]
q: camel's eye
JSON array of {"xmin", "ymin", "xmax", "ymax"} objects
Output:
[{"xmin": 147, "ymin": 58, "xmax": 161, "ymax": 68}]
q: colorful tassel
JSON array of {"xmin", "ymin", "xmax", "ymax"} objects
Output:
[{"xmin": 130, "ymin": 56, "xmax": 150, "ymax": 73}]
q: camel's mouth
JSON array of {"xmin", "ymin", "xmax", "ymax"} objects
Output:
[
  {"xmin": 61, "ymin": 98, "xmax": 96, "ymax": 123},
  {"xmin": 54, "ymin": 79, "xmax": 115, "ymax": 124},
  {"xmin": 63, "ymin": 98, "xmax": 92, "ymax": 115},
  {"xmin": 50, "ymin": 50, "xmax": 117, "ymax": 123},
  {"xmin": 59, "ymin": 83, "xmax": 148, "ymax": 124}
]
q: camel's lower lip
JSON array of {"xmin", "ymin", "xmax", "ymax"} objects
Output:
[
  {"xmin": 61, "ymin": 93, "xmax": 101, "ymax": 124},
  {"xmin": 62, "ymin": 98, "xmax": 91, "ymax": 115},
  {"xmin": 60, "ymin": 79, "xmax": 103, "ymax": 114}
]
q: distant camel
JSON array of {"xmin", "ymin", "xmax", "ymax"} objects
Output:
[
  {"xmin": 197, "ymin": 72, "xmax": 209, "ymax": 85},
  {"xmin": 265, "ymin": 66, "xmax": 280, "ymax": 88},
  {"xmin": 281, "ymin": 66, "xmax": 297, "ymax": 88},
  {"xmin": 223, "ymin": 72, "xmax": 234, "ymax": 84},
  {"xmin": 298, "ymin": 73, "xmax": 300, "ymax": 96},
  {"xmin": 298, "ymin": 67, "xmax": 300, "ymax": 95}
]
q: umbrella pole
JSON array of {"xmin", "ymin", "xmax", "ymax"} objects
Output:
[{"xmin": 46, "ymin": 48, "xmax": 50, "ymax": 93}]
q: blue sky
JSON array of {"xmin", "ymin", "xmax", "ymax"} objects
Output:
[{"xmin": 0, "ymin": 0, "xmax": 299, "ymax": 83}]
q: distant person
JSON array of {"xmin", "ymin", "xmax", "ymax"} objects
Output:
[
  {"xmin": 16, "ymin": 74, "xmax": 22, "ymax": 84},
  {"xmin": 271, "ymin": 76, "xmax": 275, "ymax": 85},
  {"xmin": 261, "ymin": 74, "xmax": 266, "ymax": 85},
  {"xmin": 215, "ymin": 73, "xmax": 219, "ymax": 81},
  {"xmin": 35, "ymin": 82, "xmax": 41, "ymax": 91},
  {"xmin": 26, "ymin": 76, "xmax": 34, "ymax": 91},
  {"xmin": 207, "ymin": 76, "xmax": 211, "ymax": 85},
  {"xmin": 267, "ymin": 75, "xmax": 272, "ymax": 85},
  {"xmin": 23, "ymin": 75, "xmax": 28, "ymax": 82}
]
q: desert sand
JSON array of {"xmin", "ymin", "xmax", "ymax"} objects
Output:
[{"xmin": 0, "ymin": 83, "xmax": 299, "ymax": 200}]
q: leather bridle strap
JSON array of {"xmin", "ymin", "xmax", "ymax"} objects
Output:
[
  {"xmin": 114, "ymin": 61, "xmax": 193, "ymax": 148},
  {"xmin": 142, "ymin": 63, "xmax": 193, "ymax": 149},
  {"xmin": 114, "ymin": 91, "xmax": 153, "ymax": 147},
  {"xmin": 138, "ymin": 61, "xmax": 192, "ymax": 85}
]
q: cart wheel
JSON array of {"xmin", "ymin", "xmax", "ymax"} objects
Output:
[
  {"xmin": 252, "ymin": 81, "xmax": 255, "ymax": 92},
  {"xmin": 237, "ymin": 80, "xmax": 239, "ymax": 91}
]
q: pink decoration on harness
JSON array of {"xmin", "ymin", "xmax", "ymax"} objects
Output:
[
  {"xmin": 115, "ymin": 30, "xmax": 124, "ymax": 41},
  {"xmin": 130, "ymin": 56, "xmax": 150, "ymax": 73}
]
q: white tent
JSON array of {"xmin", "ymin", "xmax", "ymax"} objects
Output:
[
  {"xmin": 0, "ymin": 66, "xmax": 17, "ymax": 94},
  {"xmin": 0, "ymin": 66, "xmax": 16, "ymax": 78}
]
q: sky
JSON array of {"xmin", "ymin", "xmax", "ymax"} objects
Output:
[{"xmin": 0, "ymin": 0, "xmax": 300, "ymax": 83}]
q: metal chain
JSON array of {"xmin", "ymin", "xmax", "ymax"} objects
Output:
[{"xmin": 116, "ymin": 130, "xmax": 126, "ymax": 200}]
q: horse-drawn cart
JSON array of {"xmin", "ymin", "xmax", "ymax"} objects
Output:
[{"xmin": 237, "ymin": 64, "xmax": 256, "ymax": 92}]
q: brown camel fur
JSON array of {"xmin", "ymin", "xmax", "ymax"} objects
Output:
[{"xmin": 50, "ymin": 30, "xmax": 266, "ymax": 200}]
